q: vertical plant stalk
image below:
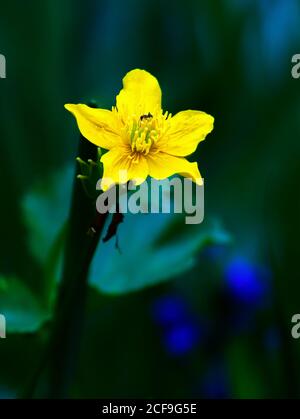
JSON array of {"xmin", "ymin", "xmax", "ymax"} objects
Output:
[{"xmin": 45, "ymin": 133, "xmax": 108, "ymax": 398}]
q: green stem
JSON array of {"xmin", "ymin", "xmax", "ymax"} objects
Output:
[{"xmin": 44, "ymin": 134, "xmax": 107, "ymax": 398}]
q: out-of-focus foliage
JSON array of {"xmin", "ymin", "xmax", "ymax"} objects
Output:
[
  {"xmin": 21, "ymin": 164, "xmax": 229, "ymax": 294},
  {"xmin": 0, "ymin": 276, "xmax": 48, "ymax": 333},
  {"xmin": 21, "ymin": 166, "xmax": 74, "ymax": 267},
  {"xmin": 0, "ymin": 0, "xmax": 300, "ymax": 399},
  {"xmin": 90, "ymin": 212, "xmax": 229, "ymax": 294}
]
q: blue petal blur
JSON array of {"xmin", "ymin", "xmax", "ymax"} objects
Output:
[
  {"xmin": 264, "ymin": 327, "xmax": 281, "ymax": 352},
  {"xmin": 163, "ymin": 323, "xmax": 200, "ymax": 356},
  {"xmin": 151, "ymin": 294, "xmax": 203, "ymax": 356},
  {"xmin": 201, "ymin": 365, "xmax": 230, "ymax": 399},
  {"xmin": 225, "ymin": 257, "xmax": 270, "ymax": 305},
  {"xmin": 151, "ymin": 295, "xmax": 189, "ymax": 326}
]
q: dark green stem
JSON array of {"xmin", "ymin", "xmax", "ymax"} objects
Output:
[{"xmin": 44, "ymin": 134, "xmax": 107, "ymax": 398}]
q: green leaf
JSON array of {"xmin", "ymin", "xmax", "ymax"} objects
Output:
[
  {"xmin": 21, "ymin": 164, "xmax": 230, "ymax": 296},
  {"xmin": 90, "ymin": 213, "xmax": 230, "ymax": 294},
  {"xmin": 0, "ymin": 276, "xmax": 49, "ymax": 333},
  {"xmin": 21, "ymin": 165, "xmax": 74, "ymax": 266},
  {"xmin": 21, "ymin": 165, "xmax": 74, "ymax": 303}
]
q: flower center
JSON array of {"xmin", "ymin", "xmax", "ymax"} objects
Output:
[{"xmin": 129, "ymin": 113, "xmax": 159, "ymax": 156}]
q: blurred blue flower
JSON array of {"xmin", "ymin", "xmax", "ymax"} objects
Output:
[
  {"xmin": 203, "ymin": 244, "xmax": 227, "ymax": 262},
  {"xmin": 201, "ymin": 365, "xmax": 230, "ymax": 399},
  {"xmin": 151, "ymin": 295, "xmax": 189, "ymax": 326},
  {"xmin": 163, "ymin": 322, "xmax": 200, "ymax": 356},
  {"xmin": 259, "ymin": 0, "xmax": 299, "ymax": 76},
  {"xmin": 151, "ymin": 294, "xmax": 205, "ymax": 356},
  {"xmin": 264, "ymin": 327, "xmax": 281, "ymax": 352},
  {"xmin": 225, "ymin": 257, "xmax": 270, "ymax": 305}
]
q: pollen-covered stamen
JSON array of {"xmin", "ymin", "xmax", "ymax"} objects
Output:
[
  {"xmin": 121, "ymin": 110, "xmax": 171, "ymax": 161},
  {"xmin": 129, "ymin": 113, "xmax": 159, "ymax": 155}
]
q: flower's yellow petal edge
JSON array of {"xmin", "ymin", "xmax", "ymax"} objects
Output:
[
  {"xmin": 159, "ymin": 110, "xmax": 214, "ymax": 157},
  {"xmin": 65, "ymin": 104, "xmax": 122, "ymax": 150},
  {"xmin": 147, "ymin": 152, "xmax": 203, "ymax": 185},
  {"xmin": 116, "ymin": 69, "xmax": 162, "ymax": 119},
  {"xmin": 100, "ymin": 147, "xmax": 149, "ymax": 191}
]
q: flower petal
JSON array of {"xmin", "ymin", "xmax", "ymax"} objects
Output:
[
  {"xmin": 100, "ymin": 147, "xmax": 149, "ymax": 191},
  {"xmin": 116, "ymin": 69, "xmax": 162, "ymax": 119},
  {"xmin": 159, "ymin": 110, "xmax": 214, "ymax": 156},
  {"xmin": 147, "ymin": 152, "xmax": 203, "ymax": 185},
  {"xmin": 65, "ymin": 104, "xmax": 122, "ymax": 150}
]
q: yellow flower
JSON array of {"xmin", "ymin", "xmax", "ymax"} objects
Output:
[{"xmin": 65, "ymin": 69, "xmax": 214, "ymax": 190}]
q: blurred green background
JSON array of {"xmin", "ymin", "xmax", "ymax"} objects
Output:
[{"xmin": 1, "ymin": 0, "xmax": 300, "ymax": 399}]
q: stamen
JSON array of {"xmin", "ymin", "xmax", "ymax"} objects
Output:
[{"xmin": 124, "ymin": 110, "xmax": 167, "ymax": 158}]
